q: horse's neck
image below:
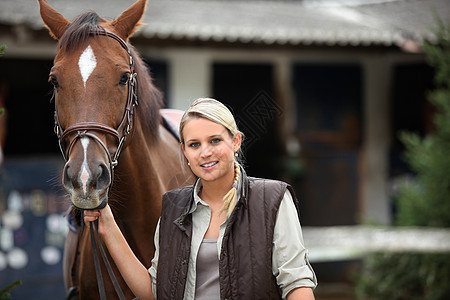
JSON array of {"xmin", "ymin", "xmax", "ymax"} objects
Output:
[
  {"xmin": 108, "ymin": 125, "xmax": 185, "ymax": 257},
  {"xmin": 111, "ymin": 123, "xmax": 185, "ymax": 216}
]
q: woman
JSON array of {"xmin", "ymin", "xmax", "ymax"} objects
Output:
[{"xmin": 85, "ymin": 98, "xmax": 317, "ymax": 299}]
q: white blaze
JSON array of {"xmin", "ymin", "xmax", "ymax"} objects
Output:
[
  {"xmin": 78, "ymin": 45, "xmax": 97, "ymax": 87},
  {"xmin": 79, "ymin": 138, "xmax": 90, "ymax": 194}
]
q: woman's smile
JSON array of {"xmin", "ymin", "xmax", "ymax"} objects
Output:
[{"xmin": 201, "ymin": 161, "xmax": 218, "ymax": 169}]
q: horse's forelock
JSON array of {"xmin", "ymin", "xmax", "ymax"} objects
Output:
[{"xmin": 58, "ymin": 11, "xmax": 104, "ymax": 52}]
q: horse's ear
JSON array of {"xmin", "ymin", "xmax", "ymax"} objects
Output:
[
  {"xmin": 37, "ymin": 0, "xmax": 71, "ymax": 40},
  {"xmin": 111, "ymin": 0, "xmax": 148, "ymax": 40}
]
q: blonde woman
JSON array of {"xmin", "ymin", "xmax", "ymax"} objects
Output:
[{"xmin": 85, "ymin": 98, "xmax": 317, "ymax": 299}]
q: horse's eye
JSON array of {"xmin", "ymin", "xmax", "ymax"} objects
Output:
[
  {"xmin": 49, "ymin": 75, "xmax": 60, "ymax": 88},
  {"xmin": 119, "ymin": 73, "xmax": 129, "ymax": 86}
]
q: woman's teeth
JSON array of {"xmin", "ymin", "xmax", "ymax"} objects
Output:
[{"xmin": 202, "ymin": 162, "xmax": 217, "ymax": 167}]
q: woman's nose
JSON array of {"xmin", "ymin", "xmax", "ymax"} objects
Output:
[{"xmin": 200, "ymin": 144, "xmax": 212, "ymax": 157}]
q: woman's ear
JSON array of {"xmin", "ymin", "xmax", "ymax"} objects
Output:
[{"xmin": 233, "ymin": 133, "xmax": 242, "ymax": 153}]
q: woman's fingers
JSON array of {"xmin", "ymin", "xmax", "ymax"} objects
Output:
[
  {"xmin": 85, "ymin": 210, "xmax": 100, "ymax": 217},
  {"xmin": 84, "ymin": 210, "xmax": 100, "ymax": 224},
  {"xmin": 82, "ymin": 205, "xmax": 113, "ymax": 235}
]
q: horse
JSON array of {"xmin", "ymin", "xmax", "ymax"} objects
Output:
[{"xmin": 38, "ymin": 0, "xmax": 195, "ymax": 298}]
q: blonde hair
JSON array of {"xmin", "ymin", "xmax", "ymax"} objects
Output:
[{"xmin": 180, "ymin": 98, "xmax": 244, "ymax": 217}]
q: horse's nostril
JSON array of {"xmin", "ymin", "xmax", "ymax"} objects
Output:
[
  {"xmin": 96, "ymin": 164, "xmax": 111, "ymax": 190},
  {"xmin": 63, "ymin": 164, "xmax": 73, "ymax": 189}
]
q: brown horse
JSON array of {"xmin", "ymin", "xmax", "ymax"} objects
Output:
[{"xmin": 38, "ymin": 0, "xmax": 194, "ymax": 298}]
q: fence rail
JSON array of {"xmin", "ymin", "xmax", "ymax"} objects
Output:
[{"xmin": 303, "ymin": 226, "xmax": 450, "ymax": 262}]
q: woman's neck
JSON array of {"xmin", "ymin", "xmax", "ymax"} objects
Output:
[{"xmin": 200, "ymin": 172, "xmax": 234, "ymax": 204}]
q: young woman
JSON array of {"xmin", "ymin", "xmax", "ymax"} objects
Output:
[{"xmin": 85, "ymin": 98, "xmax": 317, "ymax": 299}]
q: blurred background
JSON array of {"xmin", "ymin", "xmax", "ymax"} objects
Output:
[{"xmin": 0, "ymin": 0, "xmax": 449, "ymax": 299}]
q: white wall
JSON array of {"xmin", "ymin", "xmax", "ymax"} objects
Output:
[
  {"xmin": 165, "ymin": 49, "xmax": 211, "ymax": 110},
  {"xmin": 361, "ymin": 57, "xmax": 392, "ymax": 225}
]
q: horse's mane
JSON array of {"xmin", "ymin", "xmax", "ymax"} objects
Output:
[
  {"xmin": 128, "ymin": 45, "xmax": 164, "ymax": 138},
  {"xmin": 58, "ymin": 11, "xmax": 164, "ymax": 139}
]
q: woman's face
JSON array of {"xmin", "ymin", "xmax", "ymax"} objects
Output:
[{"xmin": 182, "ymin": 117, "xmax": 241, "ymax": 185}]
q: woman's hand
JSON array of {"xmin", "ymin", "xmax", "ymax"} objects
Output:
[
  {"xmin": 84, "ymin": 204, "xmax": 155, "ymax": 299},
  {"xmin": 83, "ymin": 204, "xmax": 115, "ymax": 236}
]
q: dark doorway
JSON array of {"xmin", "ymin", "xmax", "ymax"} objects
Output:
[
  {"xmin": 390, "ymin": 63, "xmax": 434, "ymax": 178},
  {"xmin": 0, "ymin": 58, "xmax": 57, "ymax": 156},
  {"xmin": 212, "ymin": 63, "xmax": 283, "ymax": 180},
  {"xmin": 144, "ymin": 58, "xmax": 169, "ymax": 107},
  {"xmin": 293, "ymin": 63, "xmax": 363, "ymax": 226}
]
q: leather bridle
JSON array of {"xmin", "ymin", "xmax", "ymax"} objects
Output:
[
  {"xmin": 54, "ymin": 28, "xmax": 137, "ymax": 300},
  {"xmin": 53, "ymin": 28, "xmax": 138, "ymax": 179}
]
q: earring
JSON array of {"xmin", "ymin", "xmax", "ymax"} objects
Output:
[
  {"xmin": 187, "ymin": 162, "xmax": 190, "ymax": 166},
  {"xmin": 235, "ymin": 152, "xmax": 238, "ymax": 157}
]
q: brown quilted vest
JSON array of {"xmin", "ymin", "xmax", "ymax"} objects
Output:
[{"xmin": 156, "ymin": 169, "xmax": 296, "ymax": 300}]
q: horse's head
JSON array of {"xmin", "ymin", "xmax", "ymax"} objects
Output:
[{"xmin": 38, "ymin": 0, "xmax": 148, "ymax": 210}]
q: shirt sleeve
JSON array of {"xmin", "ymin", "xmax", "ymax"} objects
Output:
[
  {"xmin": 272, "ymin": 190, "xmax": 317, "ymax": 298},
  {"xmin": 148, "ymin": 218, "xmax": 160, "ymax": 299}
]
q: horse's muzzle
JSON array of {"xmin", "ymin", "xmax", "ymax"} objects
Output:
[{"xmin": 63, "ymin": 160, "xmax": 111, "ymax": 210}]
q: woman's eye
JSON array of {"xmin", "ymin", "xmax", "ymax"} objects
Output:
[
  {"xmin": 189, "ymin": 142, "xmax": 200, "ymax": 148},
  {"xmin": 119, "ymin": 73, "xmax": 129, "ymax": 86},
  {"xmin": 49, "ymin": 75, "xmax": 60, "ymax": 88},
  {"xmin": 211, "ymin": 138, "xmax": 221, "ymax": 144}
]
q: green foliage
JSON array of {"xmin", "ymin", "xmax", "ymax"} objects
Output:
[
  {"xmin": 0, "ymin": 45, "xmax": 6, "ymax": 56},
  {"xmin": 423, "ymin": 16, "xmax": 450, "ymax": 88},
  {"xmin": 397, "ymin": 131, "xmax": 450, "ymax": 227},
  {"xmin": 357, "ymin": 16, "xmax": 450, "ymax": 300},
  {"xmin": 0, "ymin": 280, "xmax": 22, "ymax": 300},
  {"xmin": 395, "ymin": 17, "xmax": 450, "ymax": 228},
  {"xmin": 355, "ymin": 253, "xmax": 450, "ymax": 300}
]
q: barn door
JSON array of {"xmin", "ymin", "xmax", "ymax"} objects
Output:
[{"xmin": 293, "ymin": 64, "xmax": 362, "ymax": 226}]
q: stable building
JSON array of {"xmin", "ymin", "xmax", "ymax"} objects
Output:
[{"xmin": 0, "ymin": 0, "xmax": 447, "ymax": 231}]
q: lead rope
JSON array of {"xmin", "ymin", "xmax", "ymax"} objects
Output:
[{"xmin": 90, "ymin": 219, "xmax": 126, "ymax": 300}]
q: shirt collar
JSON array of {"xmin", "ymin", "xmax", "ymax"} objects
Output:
[{"xmin": 189, "ymin": 173, "xmax": 243, "ymax": 215}]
